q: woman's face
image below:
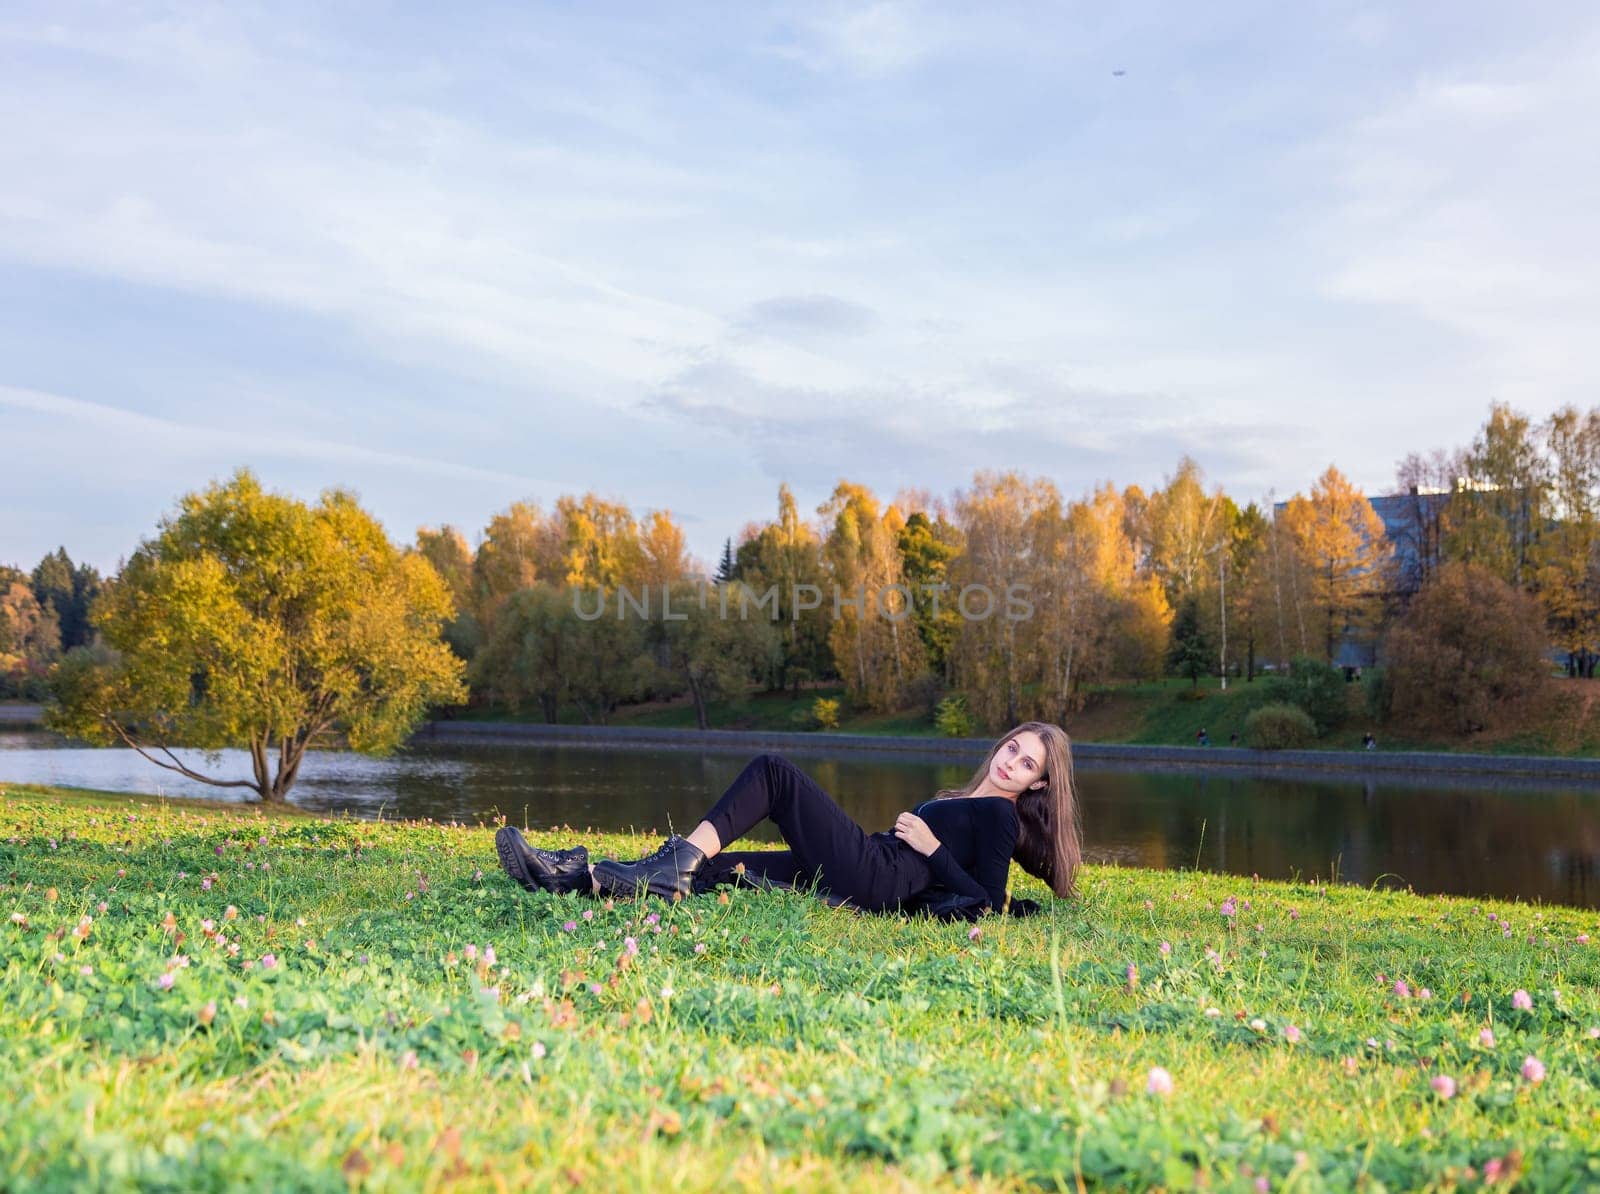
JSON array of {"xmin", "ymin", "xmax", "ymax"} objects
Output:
[{"xmin": 987, "ymin": 730, "xmax": 1047, "ymax": 795}]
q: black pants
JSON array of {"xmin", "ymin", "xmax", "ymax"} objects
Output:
[{"xmin": 694, "ymin": 753, "xmax": 931, "ymax": 913}]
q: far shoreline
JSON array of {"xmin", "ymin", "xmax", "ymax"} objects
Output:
[
  {"xmin": 413, "ymin": 718, "xmax": 1600, "ymax": 785},
  {"xmin": 13, "ymin": 699, "xmax": 1600, "ymax": 786}
]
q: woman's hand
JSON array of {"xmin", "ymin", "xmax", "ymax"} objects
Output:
[{"xmin": 893, "ymin": 812, "xmax": 941, "ymax": 857}]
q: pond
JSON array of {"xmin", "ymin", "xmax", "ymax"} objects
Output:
[{"xmin": 4, "ymin": 731, "xmax": 1599, "ymax": 908}]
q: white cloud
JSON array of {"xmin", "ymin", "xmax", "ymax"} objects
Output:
[
  {"xmin": 739, "ymin": 294, "xmax": 881, "ymax": 337},
  {"xmin": 1314, "ymin": 37, "xmax": 1600, "ymax": 404},
  {"xmin": 1421, "ymin": 80, "xmax": 1538, "ymax": 118},
  {"xmin": 773, "ymin": 1, "xmax": 946, "ymax": 77},
  {"xmin": 0, "ymin": 383, "xmax": 564, "ymax": 491},
  {"xmin": 6, "ymin": 1, "xmax": 1600, "ymax": 575},
  {"xmin": 0, "ymin": 13, "xmax": 738, "ymax": 407}
]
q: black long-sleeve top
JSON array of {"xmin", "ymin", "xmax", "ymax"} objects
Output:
[{"xmin": 910, "ymin": 795, "xmax": 1018, "ymax": 911}]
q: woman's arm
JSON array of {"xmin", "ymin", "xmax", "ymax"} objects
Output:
[
  {"xmin": 903, "ymin": 800, "xmax": 1019, "ymax": 911},
  {"xmin": 895, "ymin": 811, "xmax": 986, "ymax": 904},
  {"xmin": 923, "ymin": 841, "xmax": 994, "ymax": 906}
]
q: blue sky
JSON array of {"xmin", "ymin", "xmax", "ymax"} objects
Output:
[{"xmin": 3, "ymin": 2, "xmax": 1598, "ymax": 576}]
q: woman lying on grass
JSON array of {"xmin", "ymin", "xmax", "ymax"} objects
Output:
[{"xmin": 495, "ymin": 721, "xmax": 1083, "ymax": 922}]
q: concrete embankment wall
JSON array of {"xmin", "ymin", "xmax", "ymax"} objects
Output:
[
  {"xmin": 0, "ymin": 704, "xmax": 45, "ymax": 727},
  {"xmin": 413, "ymin": 720, "xmax": 1600, "ymax": 784}
]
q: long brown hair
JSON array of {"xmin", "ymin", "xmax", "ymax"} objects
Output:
[{"xmin": 932, "ymin": 720, "xmax": 1083, "ymax": 899}]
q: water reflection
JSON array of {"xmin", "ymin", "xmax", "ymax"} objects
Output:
[{"xmin": 4, "ymin": 732, "xmax": 1599, "ymax": 908}]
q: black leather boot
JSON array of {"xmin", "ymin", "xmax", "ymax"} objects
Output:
[
  {"xmin": 592, "ymin": 835, "xmax": 708, "ymax": 901},
  {"xmin": 495, "ymin": 827, "xmax": 591, "ymax": 896}
]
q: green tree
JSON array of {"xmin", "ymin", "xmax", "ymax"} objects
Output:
[
  {"xmin": 467, "ymin": 584, "xmax": 572, "ymax": 721},
  {"xmin": 71, "ymin": 560, "xmax": 104, "ymax": 648},
  {"xmin": 714, "ymin": 537, "xmax": 739, "ymax": 584},
  {"xmin": 1229, "ymin": 502, "xmax": 1271, "ymax": 680},
  {"xmin": 896, "ymin": 510, "xmax": 962, "ymax": 682},
  {"xmin": 735, "ymin": 484, "xmax": 833, "ymax": 695},
  {"xmin": 643, "ymin": 580, "xmax": 780, "ymax": 729},
  {"xmin": 29, "ymin": 548, "xmax": 102, "ymax": 651},
  {"xmin": 1166, "ymin": 595, "xmax": 1212, "ymax": 689},
  {"xmin": 414, "ymin": 525, "xmax": 482, "ymax": 664},
  {"xmin": 562, "ymin": 586, "xmax": 652, "ymax": 724},
  {"xmin": 47, "ymin": 468, "xmax": 466, "ymax": 803}
]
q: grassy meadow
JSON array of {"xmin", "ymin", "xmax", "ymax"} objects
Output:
[{"xmin": 4, "ymin": 782, "xmax": 1600, "ymax": 1191}]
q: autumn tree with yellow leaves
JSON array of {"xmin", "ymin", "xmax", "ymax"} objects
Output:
[
  {"xmin": 464, "ymin": 493, "xmax": 699, "ymax": 722},
  {"xmin": 555, "ymin": 493, "xmax": 654, "ymax": 590},
  {"xmin": 0, "ymin": 572, "xmax": 62, "ymax": 697},
  {"xmin": 818, "ymin": 482, "xmax": 925, "ymax": 713},
  {"xmin": 1444, "ymin": 402, "xmax": 1549, "ymax": 587},
  {"xmin": 1143, "ymin": 456, "xmax": 1229, "ymax": 612},
  {"xmin": 1279, "ymin": 466, "xmax": 1393, "ymax": 664},
  {"xmin": 1033, "ymin": 483, "xmax": 1172, "ymax": 709},
  {"xmin": 469, "ymin": 500, "xmax": 564, "ymax": 639},
  {"xmin": 48, "ymin": 469, "xmax": 466, "ymax": 803},
  {"xmin": 946, "ymin": 471, "xmax": 1050, "ymax": 729},
  {"xmin": 1529, "ymin": 405, "xmax": 1600, "ymax": 676}
]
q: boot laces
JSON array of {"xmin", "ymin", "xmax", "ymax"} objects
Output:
[{"xmin": 641, "ymin": 839, "xmax": 676, "ymax": 864}]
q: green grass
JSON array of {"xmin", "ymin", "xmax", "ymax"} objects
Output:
[
  {"xmin": 456, "ymin": 685, "xmax": 939, "ymax": 736},
  {"xmin": 1076, "ymin": 677, "xmax": 1264, "ymax": 748},
  {"xmin": 512, "ymin": 676, "xmax": 1600, "ymax": 759},
  {"xmin": 448, "ymin": 688, "xmax": 811, "ymax": 729},
  {"xmin": 450, "ymin": 677, "xmax": 1388, "ymax": 750},
  {"xmin": 5, "ymin": 783, "xmax": 1600, "ymax": 1190}
]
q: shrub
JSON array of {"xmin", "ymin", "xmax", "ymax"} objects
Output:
[
  {"xmin": 0, "ymin": 658, "xmax": 52, "ymax": 701},
  {"xmin": 934, "ymin": 694, "xmax": 976, "ymax": 738},
  {"xmin": 1259, "ymin": 655, "xmax": 1348, "ymax": 734},
  {"xmin": 810, "ymin": 697, "xmax": 841, "ymax": 731},
  {"xmin": 1244, "ymin": 703, "xmax": 1316, "ymax": 750}
]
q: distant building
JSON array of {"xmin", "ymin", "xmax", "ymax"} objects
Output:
[
  {"xmin": 1364, "ymin": 489, "xmax": 1452, "ymax": 600},
  {"xmin": 1272, "ymin": 487, "xmax": 1452, "ymax": 672},
  {"xmin": 1275, "ymin": 484, "xmax": 1578, "ymax": 675}
]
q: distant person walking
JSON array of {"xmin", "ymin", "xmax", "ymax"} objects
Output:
[{"xmin": 1196, "ymin": 727, "xmax": 1210, "ymax": 747}]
